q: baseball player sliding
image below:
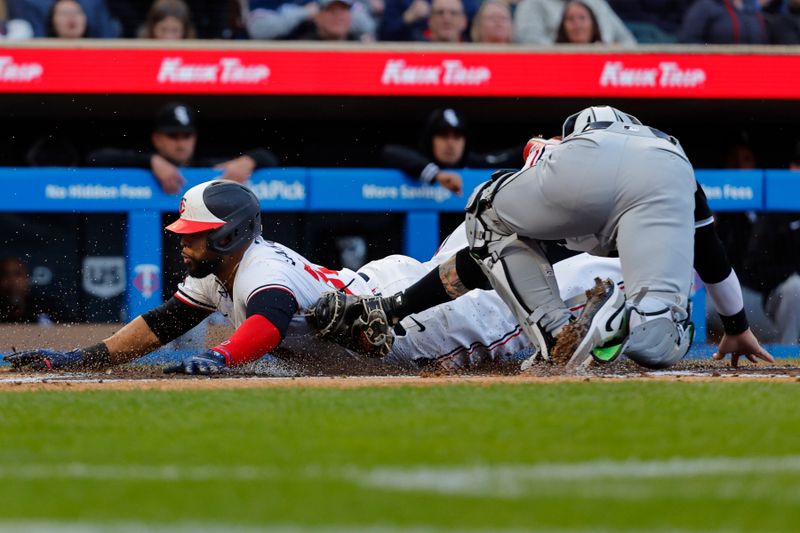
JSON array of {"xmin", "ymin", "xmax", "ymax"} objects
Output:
[
  {"xmin": 313, "ymin": 106, "xmax": 774, "ymax": 371},
  {"xmin": 2, "ymin": 179, "xmax": 626, "ymax": 375},
  {"xmin": 4, "ymin": 180, "xmax": 380, "ymax": 374}
]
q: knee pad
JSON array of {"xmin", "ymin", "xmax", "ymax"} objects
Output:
[{"xmin": 620, "ymin": 310, "xmax": 693, "ymax": 369}]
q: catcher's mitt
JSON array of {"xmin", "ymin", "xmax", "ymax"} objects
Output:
[{"xmin": 309, "ymin": 291, "xmax": 394, "ymax": 357}]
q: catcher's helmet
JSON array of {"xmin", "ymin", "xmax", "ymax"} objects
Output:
[
  {"xmin": 562, "ymin": 106, "xmax": 642, "ymax": 138},
  {"xmin": 165, "ymin": 180, "xmax": 262, "ymax": 255}
]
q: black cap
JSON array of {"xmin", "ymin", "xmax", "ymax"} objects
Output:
[
  {"xmin": 155, "ymin": 102, "xmax": 197, "ymax": 134},
  {"xmin": 427, "ymin": 108, "xmax": 467, "ymax": 136}
]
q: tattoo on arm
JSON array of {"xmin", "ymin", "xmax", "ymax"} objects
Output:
[{"xmin": 438, "ymin": 256, "xmax": 469, "ymax": 299}]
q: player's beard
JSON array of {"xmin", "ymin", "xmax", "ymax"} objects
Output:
[{"xmin": 185, "ymin": 253, "xmax": 223, "ymax": 279}]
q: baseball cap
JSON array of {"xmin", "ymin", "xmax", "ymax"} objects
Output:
[
  {"xmin": 155, "ymin": 102, "xmax": 197, "ymax": 135},
  {"xmin": 317, "ymin": 0, "xmax": 353, "ymax": 8},
  {"xmin": 427, "ymin": 108, "xmax": 467, "ymax": 136}
]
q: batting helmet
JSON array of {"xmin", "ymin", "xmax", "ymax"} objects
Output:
[
  {"xmin": 561, "ymin": 106, "xmax": 642, "ymax": 138},
  {"xmin": 165, "ymin": 180, "xmax": 262, "ymax": 255}
]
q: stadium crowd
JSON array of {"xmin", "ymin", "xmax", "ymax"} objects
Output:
[{"xmin": 0, "ymin": 0, "xmax": 798, "ymax": 44}]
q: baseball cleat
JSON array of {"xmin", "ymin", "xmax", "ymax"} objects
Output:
[
  {"xmin": 551, "ymin": 277, "xmax": 627, "ymax": 370},
  {"xmin": 519, "ymin": 326, "xmax": 556, "ymax": 371},
  {"xmin": 591, "ymin": 341, "xmax": 624, "ymax": 363}
]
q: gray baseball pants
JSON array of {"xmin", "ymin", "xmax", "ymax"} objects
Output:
[{"xmin": 468, "ymin": 124, "xmax": 697, "ymax": 338}]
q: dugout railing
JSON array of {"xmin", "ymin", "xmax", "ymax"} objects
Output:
[{"xmin": 0, "ymin": 167, "xmax": 794, "ymax": 348}]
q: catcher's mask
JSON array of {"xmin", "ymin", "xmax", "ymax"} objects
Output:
[
  {"xmin": 562, "ymin": 105, "xmax": 642, "ymax": 138},
  {"xmin": 165, "ymin": 180, "xmax": 262, "ymax": 255}
]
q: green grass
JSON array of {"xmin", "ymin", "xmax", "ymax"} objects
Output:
[{"xmin": 1, "ymin": 382, "xmax": 799, "ymax": 531}]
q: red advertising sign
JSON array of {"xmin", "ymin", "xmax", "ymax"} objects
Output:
[{"xmin": 0, "ymin": 46, "xmax": 797, "ymax": 99}]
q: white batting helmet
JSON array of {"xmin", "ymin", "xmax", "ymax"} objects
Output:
[{"xmin": 562, "ymin": 106, "xmax": 642, "ymax": 138}]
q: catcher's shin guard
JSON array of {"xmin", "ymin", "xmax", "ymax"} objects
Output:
[
  {"xmin": 618, "ymin": 302, "xmax": 693, "ymax": 369},
  {"xmin": 465, "ymin": 195, "xmax": 564, "ymax": 363}
]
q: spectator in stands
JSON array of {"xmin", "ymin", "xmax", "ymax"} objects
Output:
[
  {"xmin": 141, "ymin": 0, "xmax": 196, "ymax": 39},
  {"xmin": 0, "ymin": 1, "xmax": 34, "ymax": 38},
  {"xmin": 555, "ymin": 0, "xmax": 601, "ymax": 43},
  {"xmin": 424, "ymin": 0, "xmax": 467, "ymax": 41},
  {"xmin": 184, "ymin": 0, "xmax": 246, "ymax": 38},
  {"xmin": 606, "ymin": 0, "xmax": 688, "ymax": 43},
  {"xmin": 381, "ymin": 108, "xmax": 521, "ymax": 195},
  {"xmin": 379, "ymin": 0, "xmax": 477, "ymax": 41},
  {"xmin": 678, "ymin": 0, "xmax": 768, "ymax": 44},
  {"xmin": 10, "ymin": 0, "xmax": 117, "ymax": 38},
  {"xmin": 46, "ymin": 0, "xmax": 86, "ymax": 37},
  {"xmin": 286, "ymin": 0, "xmax": 360, "ymax": 40},
  {"xmin": 247, "ymin": 0, "xmax": 317, "ymax": 39},
  {"xmin": 470, "ymin": 0, "xmax": 512, "ymax": 43},
  {"xmin": 108, "ymin": 1, "xmax": 241, "ymax": 38},
  {"xmin": 0, "ymin": 257, "xmax": 52, "ymax": 323},
  {"xmin": 86, "ymin": 102, "xmax": 279, "ymax": 194},
  {"xmin": 744, "ymin": 141, "xmax": 800, "ymax": 344},
  {"xmin": 765, "ymin": 0, "xmax": 800, "ymax": 43},
  {"xmin": 247, "ymin": 0, "xmax": 376, "ymax": 41},
  {"xmin": 514, "ymin": 0, "xmax": 636, "ymax": 45}
]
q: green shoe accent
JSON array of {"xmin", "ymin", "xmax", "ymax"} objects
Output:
[{"xmin": 591, "ymin": 343, "xmax": 622, "ymax": 363}]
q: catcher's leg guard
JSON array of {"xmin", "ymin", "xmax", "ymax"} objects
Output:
[
  {"xmin": 465, "ymin": 181, "xmax": 571, "ymax": 362},
  {"xmin": 619, "ymin": 296, "xmax": 693, "ymax": 369}
]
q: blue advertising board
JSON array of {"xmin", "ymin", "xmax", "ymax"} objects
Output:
[
  {"xmin": 0, "ymin": 167, "xmax": 791, "ymax": 337},
  {"xmin": 697, "ymin": 170, "xmax": 763, "ymax": 212},
  {"xmin": 764, "ymin": 170, "xmax": 800, "ymax": 211}
]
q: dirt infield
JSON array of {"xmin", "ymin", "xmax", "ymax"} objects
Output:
[
  {"xmin": 1, "ymin": 358, "xmax": 798, "ymax": 392},
  {"xmin": 2, "ymin": 324, "xmax": 798, "ymax": 391}
]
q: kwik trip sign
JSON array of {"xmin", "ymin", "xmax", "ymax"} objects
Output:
[
  {"xmin": 157, "ymin": 57, "xmax": 270, "ymax": 84},
  {"xmin": 0, "ymin": 47, "xmax": 797, "ymax": 98}
]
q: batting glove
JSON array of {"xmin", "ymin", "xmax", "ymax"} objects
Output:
[
  {"xmin": 4, "ymin": 349, "xmax": 86, "ymax": 371},
  {"xmin": 163, "ymin": 350, "xmax": 227, "ymax": 375}
]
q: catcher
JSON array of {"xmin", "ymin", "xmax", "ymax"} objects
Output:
[{"xmin": 312, "ymin": 107, "xmax": 774, "ymax": 371}]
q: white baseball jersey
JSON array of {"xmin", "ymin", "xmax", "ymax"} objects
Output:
[
  {"xmin": 358, "ymin": 222, "xmax": 624, "ymax": 368},
  {"xmin": 176, "ymin": 237, "xmax": 370, "ymax": 335},
  {"xmin": 175, "ymin": 232, "xmax": 623, "ymax": 368}
]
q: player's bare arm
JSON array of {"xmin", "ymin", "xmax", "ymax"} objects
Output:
[
  {"xmin": 103, "ymin": 316, "xmax": 163, "ymax": 365},
  {"xmin": 214, "ymin": 154, "xmax": 257, "ymax": 183},
  {"xmin": 439, "ymin": 255, "xmax": 470, "ymax": 299},
  {"xmin": 3, "ymin": 316, "xmax": 165, "ymax": 371},
  {"xmin": 150, "ymin": 153, "xmax": 186, "ymax": 194}
]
